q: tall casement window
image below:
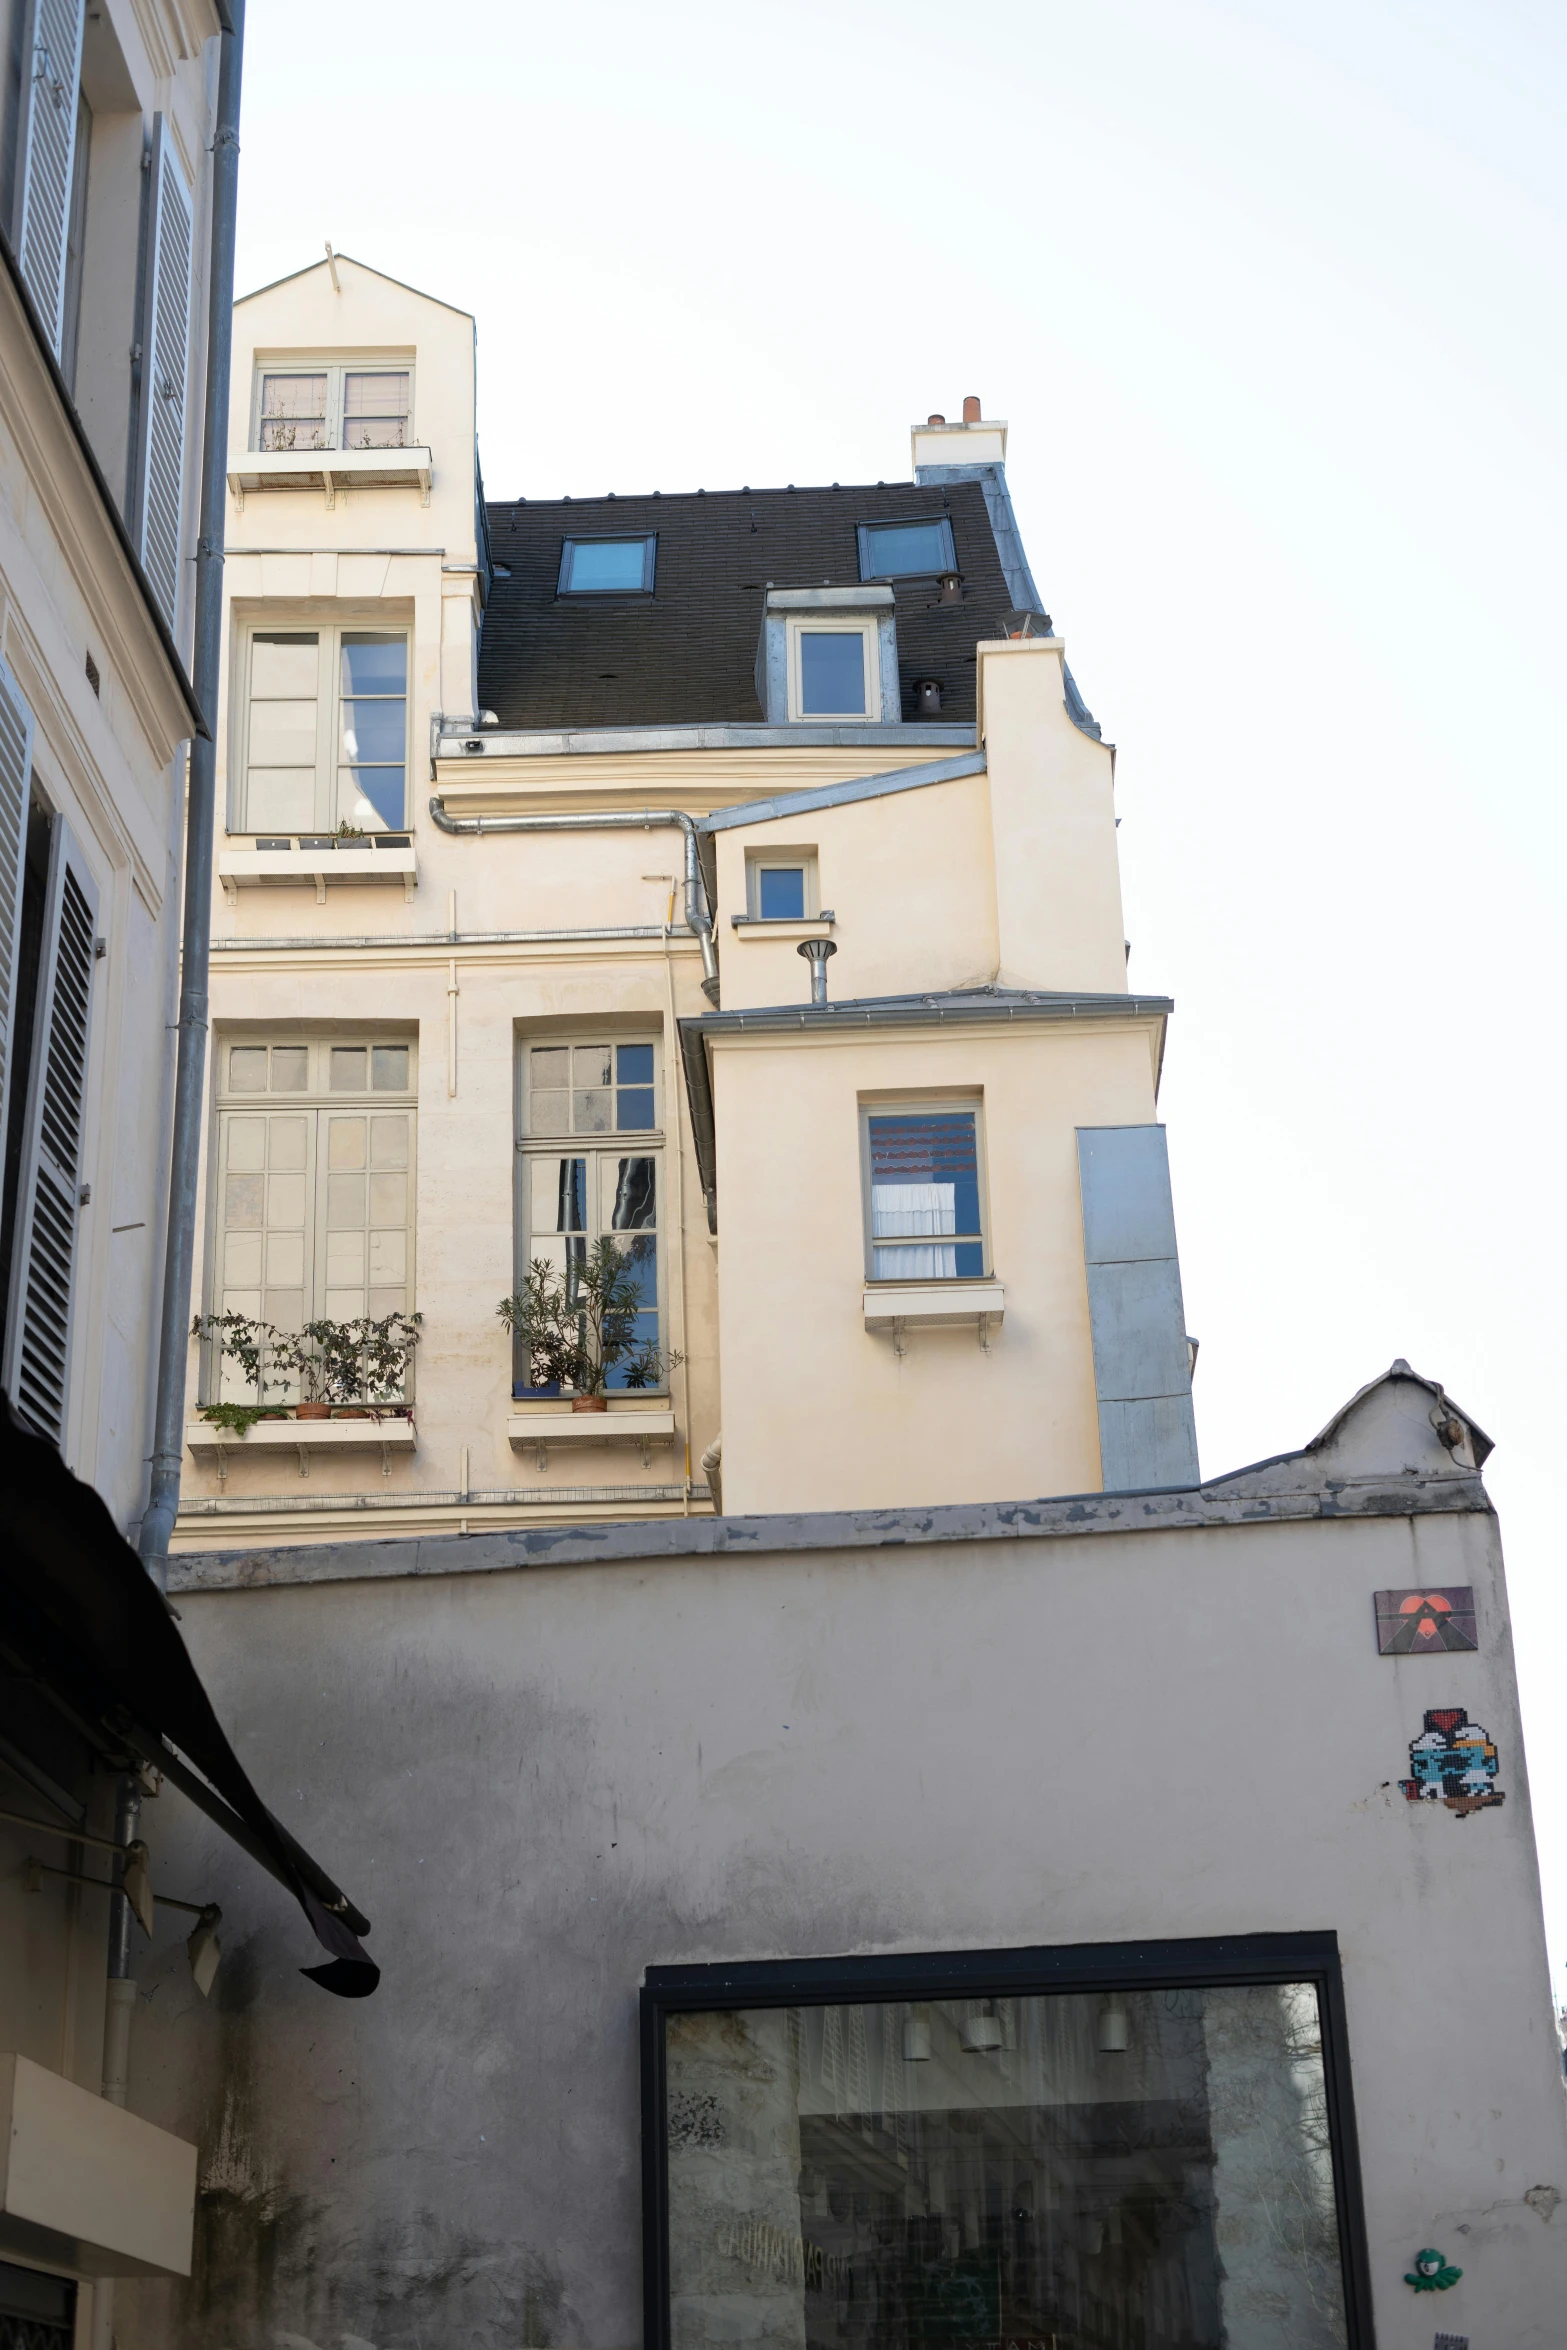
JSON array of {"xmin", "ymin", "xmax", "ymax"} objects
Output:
[
  {"xmin": 517, "ymin": 1038, "xmax": 663, "ymax": 1392},
  {"xmin": 0, "ymin": 656, "xmax": 100, "ymax": 1450},
  {"xmin": 236, "ymin": 627, "xmax": 409, "ymax": 833},
  {"xmin": 862, "ymin": 1104, "xmax": 987, "ymax": 1280},
  {"xmin": 643, "ymin": 1937, "xmax": 1371, "ymax": 2350},
  {"xmin": 253, "ymin": 363, "xmax": 414, "ymax": 451},
  {"xmin": 207, "ymin": 1038, "xmax": 416, "ymax": 1399}
]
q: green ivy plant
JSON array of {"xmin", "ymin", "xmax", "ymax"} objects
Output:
[
  {"xmin": 497, "ymin": 1239, "xmax": 680, "ymax": 1397},
  {"xmin": 196, "ymin": 1400, "xmax": 272, "ymax": 1437},
  {"xmin": 194, "ymin": 1310, "xmax": 422, "ymax": 1413}
]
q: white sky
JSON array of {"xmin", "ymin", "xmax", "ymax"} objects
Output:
[{"xmin": 234, "ymin": 0, "xmax": 1567, "ymax": 1990}]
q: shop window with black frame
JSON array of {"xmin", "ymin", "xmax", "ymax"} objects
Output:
[
  {"xmin": 642, "ymin": 1934, "xmax": 1372, "ymax": 2350},
  {"xmin": 0, "ymin": 2258, "xmax": 75, "ymax": 2349}
]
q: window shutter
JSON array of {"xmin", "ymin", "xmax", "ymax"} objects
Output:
[
  {"xmin": 2, "ymin": 817, "xmax": 98, "ymax": 1445},
  {"xmin": 10, "ymin": 0, "xmax": 86, "ymax": 357},
  {"xmin": 1076, "ymin": 1124, "xmax": 1200, "ymax": 1493},
  {"xmin": 0, "ymin": 657, "xmax": 36, "ymax": 1164},
  {"xmin": 128, "ymin": 116, "xmax": 193, "ymax": 630}
]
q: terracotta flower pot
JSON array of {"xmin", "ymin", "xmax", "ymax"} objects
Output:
[
  {"xmin": 296, "ymin": 1401, "xmax": 331, "ymax": 1421},
  {"xmin": 570, "ymin": 1394, "xmax": 609, "ymax": 1414}
]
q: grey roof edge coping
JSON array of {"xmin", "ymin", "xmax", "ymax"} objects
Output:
[
  {"xmin": 168, "ymin": 1463, "xmax": 1492, "ymax": 1596},
  {"xmin": 764, "ymin": 585, "xmax": 896, "ymax": 611},
  {"xmin": 683, "ymin": 989, "xmax": 1174, "ymax": 1037},
  {"xmin": 434, "ymin": 722, "xmax": 975, "ymax": 758},
  {"xmin": 700, "ymin": 751, "xmax": 987, "ymax": 834}
]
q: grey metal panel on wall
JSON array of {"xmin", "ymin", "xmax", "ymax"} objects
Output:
[{"xmin": 1077, "ymin": 1124, "xmax": 1199, "ymax": 1491}]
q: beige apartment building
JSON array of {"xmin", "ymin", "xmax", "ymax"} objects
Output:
[
  {"xmin": 179, "ymin": 255, "xmax": 1194, "ymax": 1546},
  {"xmin": 112, "ymin": 250, "xmax": 1567, "ymax": 2350}
]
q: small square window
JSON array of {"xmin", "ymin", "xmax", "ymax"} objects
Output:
[
  {"xmin": 865, "ymin": 1105, "xmax": 986, "ymax": 1279},
  {"xmin": 330, "ymin": 1047, "xmax": 368, "ymax": 1091},
  {"xmin": 794, "ymin": 628, "xmax": 870, "ymax": 718},
  {"xmin": 746, "ymin": 851, "xmax": 818, "ymax": 921},
  {"xmin": 857, "ymin": 515, "xmax": 956, "ymax": 579},
  {"xmin": 557, "ymin": 536, "xmax": 656, "ymax": 596}
]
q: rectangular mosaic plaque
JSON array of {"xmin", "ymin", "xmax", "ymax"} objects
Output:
[{"xmin": 1375, "ymin": 1587, "xmax": 1477, "ymax": 1655}]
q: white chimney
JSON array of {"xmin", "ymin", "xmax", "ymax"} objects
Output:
[{"xmin": 911, "ymin": 395, "xmax": 1008, "ymax": 473}]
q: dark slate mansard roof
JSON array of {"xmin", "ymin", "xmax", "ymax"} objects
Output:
[{"xmin": 477, "ymin": 477, "xmax": 1025, "ymax": 731}]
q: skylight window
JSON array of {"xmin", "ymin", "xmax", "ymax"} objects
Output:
[
  {"xmin": 558, "ymin": 536, "xmax": 657, "ymax": 595},
  {"xmin": 857, "ymin": 516, "xmax": 956, "ymax": 580}
]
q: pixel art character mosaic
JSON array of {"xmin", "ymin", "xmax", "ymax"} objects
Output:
[{"xmin": 1401, "ymin": 1709, "xmax": 1504, "ymax": 1814}]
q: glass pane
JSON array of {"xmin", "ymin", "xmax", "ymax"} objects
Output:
[
  {"xmin": 270, "ymin": 1046, "xmax": 308, "ymax": 1090},
  {"xmin": 371, "ymin": 1046, "xmax": 409, "ymax": 1091},
  {"xmin": 330, "ymin": 1047, "xmax": 368, "ymax": 1091},
  {"xmin": 616, "ymin": 1043, "xmax": 654, "ymax": 1087},
  {"xmin": 799, "ymin": 632, "xmax": 866, "ymax": 715},
  {"xmin": 228, "ymin": 1047, "xmax": 267, "ymax": 1092},
  {"xmin": 563, "ymin": 538, "xmax": 650, "ymax": 593},
  {"xmin": 251, "ymin": 633, "xmax": 319, "ymax": 694},
  {"xmin": 861, "ymin": 518, "xmax": 954, "ymax": 577},
  {"xmin": 617, "ymin": 1088, "xmax": 655, "ymax": 1131},
  {"xmin": 342, "ymin": 768, "xmax": 405, "ymax": 830},
  {"xmin": 664, "ymin": 1983, "xmax": 1348, "ymax": 2350},
  {"xmin": 259, "ymin": 375, "xmax": 327, "ymax": 450},
  {"xmin": 758, "ymin": 866, "xmax": 806, "ymax": 919},
  {"xmin": 574, "ymin": 1045, "xmax": 614, "ymax": 1090},
  {"xmin": 530, "ymin": 1091, "xmax": 569, "ymax": 1137},
  {"xmin": 341, "ymin": 698, "xmax": 406, "ymax": 763},
  {"xmin": 344, "ymin": 372, "xmax": 411, "ymax": 415},
  {"xmin": 246, "ymin": 770, "xmax": 315, "ymax": 832},
  {"xmin": 341, "ymin": 636, "xmax": 407, "ymax": 695},
  {"xmin": 249, "ymin": 699, "xmax": 317, "ymax": 766},
  {"xmin": 531, "ymin": 1047, "xmax": 569, "ymax": 1089},
  {"xmin": 869, "ymin": 1114, "xmax": 980, "ymax": 1241},
  {"xmin": 556, "ymin": 1159, "xmax": 588, "ymax": 1233},
  {"xmin": 609, "ymin": 1157, "xmax": 656, "ymax": 1230},
  {"xmin": 573, "ymin": 1088, "xmax": 612, "ymax": 1134}
]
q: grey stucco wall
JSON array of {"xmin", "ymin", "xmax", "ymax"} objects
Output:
[{"xmin": 110, "ymin": 1448, "xmax": 1567, "ymax": 2350}]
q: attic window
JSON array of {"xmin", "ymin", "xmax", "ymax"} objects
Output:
[
  {"xmin": 558, "ymin": 536, "xmax": 657, "ymax": 596},
  {"xmin": 857, "ymin": 517, "xmax": 956, "ymax": 580}
]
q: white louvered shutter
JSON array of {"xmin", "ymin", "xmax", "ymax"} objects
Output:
[
  {"xmin": 2, "ymin": 818, "xmax": 98, "ymax": 1445},
  {"xmin": 0, "ymin": 658, "xmax": 36, "ymax": 1164},
  {"xmin": 11, "ymin": 0, "xmax": 86, "ymax": 356},
  {"xmin": 129, "ymin": 117, "xmax": 193, "ymax": 630}
]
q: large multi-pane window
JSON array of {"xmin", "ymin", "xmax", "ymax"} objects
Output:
[
  {"xmin": 863, "ymin": 1106, "xmax": 986, "ymax": 1279},
  {"xmin": 208, "ymin": 1038, "xmax": 415, "ymax": 1398},
  {"xmin": 237, "ymin": 627, "xmax": 408, "ymax": 833},
  {"xmin": 647, "ymin": 1943, "xmax": 1362, "ymax": 2350},
  {"xmin": 255, "ymin": 364, "xmax": 413, "ymax": 451},
  {"xmin": 518, "ymin": 1040, "xmax": 663, "ymax": 1392}
]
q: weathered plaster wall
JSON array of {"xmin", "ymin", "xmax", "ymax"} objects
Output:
[{"xmin": 113, "ymin": 1415, "xmax": 1567, "ymax": 2350}]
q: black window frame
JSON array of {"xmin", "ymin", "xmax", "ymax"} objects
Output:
[
  {"xmin": 856, "ymin": 514, "xmax": 957, "ymax": 581},
  {"xmin": 640, "ymin": 1929, "xmax": 1374, "ymax": 2350},
  {"xmin": 556, "ymin": 533, "xmax": 658, "ymax": 597}
]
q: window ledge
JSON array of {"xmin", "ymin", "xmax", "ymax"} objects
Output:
[
  {"xmin": 730, "ymin": 915, "xmax": 835, "ymax": 936},
  {"xmin": 218, "ymin": 844, "xmax": 416, "ymax": 904},
  {"xmin": 508, "ymin": 1407, "xmax": 676, "ymax": 1467},
  {"xmin": 227, "ymin": 444, "xmax": 433, "ymax": 509},
  {"xmin": 862, "ymin": 1280, "xmax": 1005, "ymax": 1335},
  {"xmin": 186, "ymin": 1417, "xmax": 416, "ymax": 1461}
]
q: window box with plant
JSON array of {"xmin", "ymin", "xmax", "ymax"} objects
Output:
[
  {"xmin": 193, "ymin": 1310, "xmax": 422, "ymax": 1425},
  {"xmin": 498, "ymin": 1239, "xmax": 680, "ymax": 1413}
]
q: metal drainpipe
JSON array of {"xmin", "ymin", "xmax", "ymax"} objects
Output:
[
  {"xmin": 89, "ymin": 1772, "xmax": 142, "ymax": 2350},
  {"xmin": 427, "ymin": 797, "xmax": 721, "ymax": 1000},
  {"xmin": 137, "ymin": 0, "xmax": 246, "ymax": 1587}
]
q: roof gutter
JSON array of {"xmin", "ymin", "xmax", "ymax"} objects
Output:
[
  {"xmin": 137, "ymin": 0, "xmax": 245, "ymax": 1583},
  {"xmin": 428, "ymin": 794, "xmax": 720, "ymax": 997}
]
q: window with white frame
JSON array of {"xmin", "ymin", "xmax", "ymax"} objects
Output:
[
  {"xmin": 745, "ymin": 849, "xmax": 818, "ymax": 920},
  {"xmin": 518, "ymin": 1039, "xmax": 665, "ymax": 1392},
  {"xmin": 254, "ymin": 363, "xmax": 414, "ymax": 451},
  {"xmin": 208, "ymin": 1038, "xmax": 416, "ymax": 1398},
  {"xmin": 237, "ymin": 626, "xmax": 409, "ymax": 833},
  {"xmin": 863, "ymin": 1103, "xmax": 987, "ymax": 1280},
  {"xmin": 788, "ymin": 618, "xmax": 876, "ymax": 720}
]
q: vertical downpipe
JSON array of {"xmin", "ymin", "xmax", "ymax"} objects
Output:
[
  {"xmin": 89, "ymin": 1774, "xmax": 142, "ymax": 2350},
  {"xmin": 138, "ymin": 0, "xmax": 246, "ymax": 1585}
]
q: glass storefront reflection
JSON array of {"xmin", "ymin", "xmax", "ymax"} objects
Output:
[{"xmin": 664, "ymin": 1985, "xmax": 1348, "ymax": 2350}]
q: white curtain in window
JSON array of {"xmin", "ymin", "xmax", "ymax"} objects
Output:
[{"xmin": 872, "ymin": 1181, "xmax": 956, "ymax": 1278}]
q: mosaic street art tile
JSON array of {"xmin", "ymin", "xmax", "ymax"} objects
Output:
[
  {"xmin": 1375, "ymin": 1587, "xmax": 1478, "ymax": 1655},
  {"xmin": 1401, "ymin": 1709, "xmax": 1504, "ymax": 1814}
]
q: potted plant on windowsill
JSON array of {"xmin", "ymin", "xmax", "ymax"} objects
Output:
[
  {"xmin": 191, "ymin": 1310, "xmax": 291, "ymax": 1432},
  {"xmin": 498, "ymin": 1239, "xmax": 680, "ymax": 1412},
  {"xmin": 302, "ymin": 1312, "xmax": 422, "ymax": 1417}
]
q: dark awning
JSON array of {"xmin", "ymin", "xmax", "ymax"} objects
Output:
[{"xmin": 0, "ymin": 1401, "xmax": 378, "ymax": 1996}]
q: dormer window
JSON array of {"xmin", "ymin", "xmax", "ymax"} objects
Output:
[
  {"xmin": 756, "ymin": 586, "xmax": 899, "ymax": 723},
  {"xmin": 857, "ymin": 516, "xmax": 956, "ymax": 580},
  {"xmin": 255, "ymin": 363, "xmax": 413, "ymax": 452},
  {"xmin": 558, "ymin": 536, "xmax": 657, "ymax": 596},
  {"xmin": 795, "ymin": 627, "xmax": 872, "ymax": 717}
]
